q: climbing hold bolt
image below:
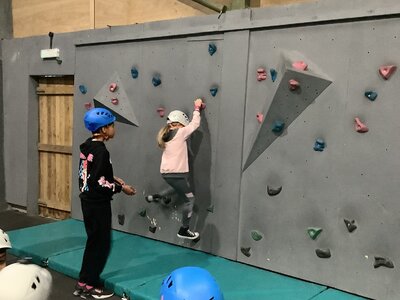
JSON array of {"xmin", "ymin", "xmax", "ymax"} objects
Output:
[
  {"xmin": 208, "ymin": 43, "xmax": 217, "ymax": 56},
  {"xmin": 316, "ymin": 248, "xmax": 331, "ymax": 258},
  {"xmin": 307, "ymin": 227, "xmax": 323, "ymax": 240},
  {"xmin": 379, "ymin": 65, "xmax": 397, "ymax": 80},
  {"xmin": 374, "ymin": 256, "xmax": 394, "ymax": 269},
  {"xmin": 313, "ymin": 138, "xmax": 325, "ymax": 152},
  {"xmin": 270, "ymin": 69, "xmax": 278, "ymax": 82},
  {"xmin": 109, "ymin": 83, "xmax": 118, "ymax": 92},
  {"xmin": 79, "ymin": 85, "xmax": 87, "ymax": 94},
  {"xmin": 272, "ymin": 120, "xmax": 285, "ymax": 133},
  {"xmin": 354, "ymin": 117, "xmax": 368, "ymax": 133},
  {"xmin": 111, "ymin": 98, "xmax": 119, "ymax": 105},
  {"xmin": 131, "ymin": 67, "xmax": 139, "ymax": 79},
  {"xmin": 257, "ymin": 68, "xmax": 267, "ymax": 81},
  {"xmin": 210, "ymin": 86, "xmax": 218, "ymax": 97},
  {"xmin": 292, "ymin": 61, "xmax": 308, "ymax": 71},
  {"xmin": 364, "ymin": 91, "xmax": 378, "ymax": 101},
  {"xmin": 251, "ymin": 230, "xmax": 263, "ymax": 241},
  {"xmin": 289, "ymin": 79, "xmax": 300, "ymax": 90},
  {"xmin": 118, "ymin": 214, "xmax": 125, "ymax": 226},
  {"xmin": 267, "ymin": 185, "xmax": 282, "ymax": 196},
  {"xmin": 344, "ymin": 219, "xmax": 357, "ymax": 233},
  {"xmin": 152, "ymin": 75, "xmax": 162, "ymax": 87},
  {"xmin": 241, "ymin": 247, "xmax": 251, "ymax": 257},
  {"xmin": 256, "ymin": 113, "xmax": 263, "ymax": 124}
]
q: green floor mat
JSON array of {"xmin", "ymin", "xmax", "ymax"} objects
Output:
[{"xmin": 312, "ymin": 289, "xmax": 369, "ymax": 300}]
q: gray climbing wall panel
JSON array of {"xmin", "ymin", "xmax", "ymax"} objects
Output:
[{"xmin": 3, "ymin": 2, "xmax": 400, "ymax": 299}]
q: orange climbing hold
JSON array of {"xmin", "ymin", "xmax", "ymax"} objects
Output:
[
  {"xmin": 379, "ymin": 65, "xmax": 397, "ymax": 80},
  {"xmin": 354, "ymin": 117, "xmax": 368, "ymax": 133}
]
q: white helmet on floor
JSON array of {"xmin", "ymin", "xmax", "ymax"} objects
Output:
[
  {"xmin": 0, "ymin": 263, "xmax": 52, "ymax": 300},
  {"xmin": 167, "ymin": 110, "xmax": 189, "ymax": 126},
  {"xmin": 0, "ymin": 229, "xmax": 11, "ymax": 249}
]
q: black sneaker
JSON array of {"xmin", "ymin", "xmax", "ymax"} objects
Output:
[
  {"xmin": 80, "ymin": 286, "xmax": 114, "ymax": 299},
  {"xmin": 177, "ymin": 227, "xmax": 200, "ymax": 240},
  {"xmin": 73, "ymin": 282, "xmax": 86, "ymax": 296}
]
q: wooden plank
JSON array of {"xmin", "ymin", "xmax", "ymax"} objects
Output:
[
  {"xmin": 36, "ymin": 85, "xmax": 74, "ymax": 95},
  {"xmin": 38, "ymin": 144, "xmax": 72, "ymax": 155},
  {"xmin": 260, "ymin": 0, "xmax": 312, "ymax": 6}
]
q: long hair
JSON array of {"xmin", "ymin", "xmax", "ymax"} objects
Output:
[{"xmin": 157, "ymin": 125, "xmax": 170, "ymax": 149}]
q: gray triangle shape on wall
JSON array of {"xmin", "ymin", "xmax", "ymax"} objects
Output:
[
  {"xmin": 243, "ymin": 67, "xmax": 332, "ymax": 171},
  {"xmin": 93, "ymin": 72, "xmax": 139, "ymax": 127}
]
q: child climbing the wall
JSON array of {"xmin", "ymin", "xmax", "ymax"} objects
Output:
[
  {"xmin": 147, "ymin": 98, "xmax": 204, "ymax": 240},
  {"xmin": 74, "ymin": 108, "xmax": 136, "ymax": 299}
]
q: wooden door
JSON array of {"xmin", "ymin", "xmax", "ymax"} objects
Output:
[{"xmin": 37, "ymin": 76, "xmax": 74, "ymax": 219}]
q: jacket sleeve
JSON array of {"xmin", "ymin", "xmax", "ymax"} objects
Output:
[{"xmin": 180, "ymin": 110, "xmax": 201, "ymax": 140}]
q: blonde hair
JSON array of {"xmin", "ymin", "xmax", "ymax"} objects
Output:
[{"xmin": 157, "ymin": 125, "xmax": 170, "ymax": 149}]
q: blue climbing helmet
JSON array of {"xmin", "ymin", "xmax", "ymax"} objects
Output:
[
  {"xmin": 160, "ymin": 266, "xmax": 224, "ymax": 300},
  {"xmin": 84, "ymin": 108, "xmax": 116, "ymax": 132}
]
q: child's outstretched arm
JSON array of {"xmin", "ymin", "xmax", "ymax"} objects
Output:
[{"xmin": 114, "ymin": 176, "xmax": 136, "ymax": 196}]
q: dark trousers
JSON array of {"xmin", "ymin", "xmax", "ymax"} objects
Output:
[{"xmin": 79, "ymin": 200, "xmax": 111, "ymax": 287}]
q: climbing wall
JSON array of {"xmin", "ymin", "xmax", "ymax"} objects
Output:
[
  {"xmin": 65, "ymin": 10, "xmax": 400, "ymax": 300},
  {"xmin": 240, "ymin": 19, "xmax": 399, "ymax": 299}
]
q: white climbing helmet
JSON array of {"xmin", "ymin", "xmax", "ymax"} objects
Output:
[
  {"xmin": 0, "ymin": 229, "xmax": 11, "ymax": 249},
  {"xmin": 167, "ymin": 110, "xmax": 189, "ymax": 126},
  {"xmin": 0, "ymin": 263, "xmax": 52, "ymax": 300}
]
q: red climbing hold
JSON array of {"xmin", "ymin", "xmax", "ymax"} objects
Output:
[
  {"xmin": 354, "ymin": 117, "xmax": 368, "ymax": 133},
  {"xmin": 111, "ymin": 98, "xmax": 119, "ymax": 105},
  {"xmin": 292, "ymin": 61, "xmax": 308, "ymax": 71},
  {"xmin": 109, "ymin": 82, "xmax": 118, "ymax": 92},
  {"xmin": 379, "ymin": 65, "xmax": 397, "ymax": 80},
  {"xmin": 157, "ymin": 107, "xmax": 165, "ymax": 117},
  {"xmin": 256, "ymin": 113, "xmax": 263, "ymax": 123},
  {"xmin": 84, "ymin": 102, "xmax": 92, "ymax": 110},
  {"xmin": 289, "ymin": 79, "xmax": 300, "ymax": 90},
  {"xmin": 257, "ymin": 68, "xmax": 267, "ymax": 81}
]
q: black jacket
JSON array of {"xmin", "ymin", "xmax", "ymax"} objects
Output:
[{"xmin": 78, "ymin": 138, "xmax": 122, "ymax": 203}]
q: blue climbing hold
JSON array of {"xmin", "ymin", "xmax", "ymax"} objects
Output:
[
  {"xmin": 270, "ymin": 69, "xmax": 278, "ymax": 82},
  {"xmin": 131, "ymin": 67, "xmax": 139, "ymax": 79},
  {"xmin": 272, "ymin": 120, "xmax": 285, "ymax": 133},
  {"xmin": 365, "ymin": 90, "xmax": 377, "ymax": 101},
  {"xmin": 313, "ymin": 138, "xmax": 325, "ymax": 152},
  {"xmin": 208, "ymin": 43, "xmax": 217, "ymax": 56},
  {"xmin": 210, "ymin": 86, "xmax": 218, "ymax": 97},
  {"xmin": 79, "ymin": 85, "xmax": 87, "ymax": 94},
  {"xmin": 152, "ymin": 75, "xmax": 161, "ymax": 87}
]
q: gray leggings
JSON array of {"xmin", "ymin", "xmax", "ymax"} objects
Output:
[{"xmin": 162, "ymin": 173, "xmax": 195, "ymax": 228}]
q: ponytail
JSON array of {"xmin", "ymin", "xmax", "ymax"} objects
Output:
[{"xmin": 157, "ymin": 125, "xmax": 170, "ymax": 149}]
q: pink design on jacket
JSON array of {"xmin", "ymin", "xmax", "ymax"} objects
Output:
[{"xmin": 97, "ymin": 176, "xmax": 116, "ymax": 191}]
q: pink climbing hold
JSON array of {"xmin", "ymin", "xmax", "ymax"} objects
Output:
[
  {"xmin": 84, "ymin": 102, "xmax": 92, "ymax": 110},
  {"xmin": 379, "ymin": 65, "xmax": 397, "ymax": 80},
  {"xmin": 257, "ymin": 68, "xmax": 267, "ymax": 81},
  {"xmin": 256, "ymin": 113, "xmax": 263, "ymax": 123},
  {"xmin": 111, "ymin": 98, "xmax": 119, "ymax": 105},
  {"xmin": 354, "ymin": 117, "xmax": 368, "ymax": 133},
  {"xmin": 109, "ymin": 82, "xmax": 118, "ymax": 92},
  {"xmin": 289, "ymin": 79, "xmax": 300, "ymax": 90},
  {"xmin": 157, "ymin": 107, "xmax": 165, "ymax": 117},
  {"xmin": 292, "ymin": 61, "xmax": 308, "ymax": 71}
]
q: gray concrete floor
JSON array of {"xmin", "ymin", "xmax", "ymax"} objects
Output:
[{"xmin": 1, "ymin": 209, "xmax": 122, "ymax": 300}]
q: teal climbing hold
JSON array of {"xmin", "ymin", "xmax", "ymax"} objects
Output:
[
  {"xmin": 307, "ymin": 227, "xmax": 322, "ymax": 240},
  {"xmin": 79, "ymin": 85, "xmax": 87, "ymax": 94},
  {"xmin": 313, "ymin": 138, "xmax": 325, "ymax": 152},
  {"xmin": 208, "ymin": 43, "xmax": 217, "ymax": 56},
  {"xmin": 251, "ymin": 230, "xmax": 263, "ymax": 241},
  {"xmin": 152, "ymin": 75, "xmax": 161, "ymax": 87},
  {"xmin": 270, "ymin": 69, "xmax": 278, "ymax": 82},
  {"xmin": 131, "ymin": 67, "xmax": 139, "ymax": 79},
  {"xmin": 364, "ymin": 90, "xmax": 378, "ymax": 101},
  {"xmin": 241, "ymin": 247, "xmax": 251, "ymax": 257},
  {"xmin": 272, "ymin": 120, "xmax": 285, "ymax": 133},
  {"xmin": 210, "ymin": 86, "xmax": 218, "ymax": 97}
]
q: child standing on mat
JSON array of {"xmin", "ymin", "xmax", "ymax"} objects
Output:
[
  {"xmin": 74, "ymin": 108, "xmax": 136, "ymax": 299},
  {"xmin": 147, "ymin": 98, "xmax": 203, "ymax": 240}
]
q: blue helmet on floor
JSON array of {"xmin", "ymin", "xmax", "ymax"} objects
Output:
[
  {"xmin": 160, "ymin": 266, "xmax": 224, "ymax": 300},
  {"xmin": 84, "ymin": 108, "xmax": 116, "ymax": 132}
]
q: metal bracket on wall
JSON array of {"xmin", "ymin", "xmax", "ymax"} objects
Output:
[{"xmin": 191, "ymin": 0, "xmax": 227, "ymax": 17}]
